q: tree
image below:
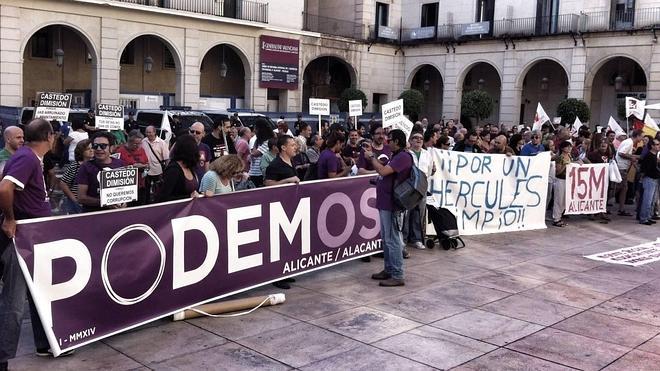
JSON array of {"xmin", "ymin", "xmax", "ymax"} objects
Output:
[
  {"xmin": 556, "ymin": 98, "xmax": 590, "ymax": 126},
  {"xmin": 338, "ymin": 88, "xmax": 367, "ymax": 113},
  {"xmin": 461, "ymin": 90, "xmax": 493, "ymax": 125},
  {"xmin": 398, "ymin": 89, "xmax": 425, "ymax": 121}
]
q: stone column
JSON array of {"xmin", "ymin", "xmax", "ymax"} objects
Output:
[
  {"xmin": 0, "ymin": 5, "xmax": 22, "ymax": 106},
  {"xmin": 442, "ymin": 54, "xmax": 460, "ymax": 121},
  {"xmin": 251, "ymin": 38, "xmax": 265, "ymax": 111},
  {"xmin": 646, "ymin": 43, "xmax": 660, "ymax": 105},
  {"xmin": 499, "ymin": 49, "xmax": 521, "ymax": 125},
  {"xmin": 99, "ymin": 17, "xmax": 119, "ymax": 104},
  {"xmin": 568, "ymin": 47, "xmax": 586, "ymax": 100},
  {"xmin": 182, "ymin": 28, "xmax": 200, "ymax": 109}
]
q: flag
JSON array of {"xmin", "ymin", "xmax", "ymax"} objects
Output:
[
  {"xmin": 644, "ymin": 102, "xmax": 660, "ymax": 110},
  {"xmin": 532, "ymin": 103, "xmax": 550, "ymax": 131},
  {"xmin": 643, "ymin": 113, "xmax": 659, "ymax": 137},
  {"xmin": 625, "ymin": 97, "xmax": 645, "ymax": 120},
  {"xmin": 571, "ymin": 116, "xmax": 583, "ymax": 137},
  {"xmin": 608, "ymin": 116, "xmax": 625, "ymax": 136}
]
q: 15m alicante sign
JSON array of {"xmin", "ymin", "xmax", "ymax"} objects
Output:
[{"xmin": 14, "ymin": 176, "xmax": 380, "ymax": 355}]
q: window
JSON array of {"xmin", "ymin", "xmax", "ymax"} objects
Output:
[
  {"xmin": 476, "ymin": 0, "xmax": 495, "ymax": 23},
  {"xmin": 120, "ymin": 41, "xmax": 135, "ymax": 65},
  {"xmin": 31, "ymin": 29, "xmax": 52, "ymax": 59},
  {"xmin": 163, "ymin": 47, "xmax": 176, "ymax": 69},
  {"xmin": 611, "ymin": 0, "xmax": 635, "ymax": 29},
  {"xmin": 421, "ymin": 3, "xmax": 439, "ymax": 28},
  {"xmin": 536, "ymin": 0, "xmax": 560, "ymax": 34},
  {"xmin": 376, "ymin": 2, "xmax": 389, "ymax": 27}
]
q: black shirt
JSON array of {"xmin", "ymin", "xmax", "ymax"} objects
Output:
[
  {"xmin": 202, "ymin": 133, "xmax": 236, "ymax": 161},
  {"xmin": 124, "ymin": 119, "xmax": 140, "ymax": 133},
  {"xmin": 640, "ymin": 152, "xmax": 660, "ymax": 179},
  {"xmin": 265, "ymin": 155, "xmax": 297, "ymax": 181}
]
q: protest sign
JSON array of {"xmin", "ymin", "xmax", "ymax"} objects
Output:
[
  {"xmin": 309, "ymin": 98, "xmax": 330, "ymax": 134},
  {"xmin": 381, "ymin": 99, "xmax": 404, "ymax": 128},
  {"xmin": 428, "ymin": 150, "xmax": 550, "ymax": 235},
  {"xmin": 14, "ymin": 176, "xmax": 381, "ymax": 355},
  {"xmin": 34, "ymin": 92, "xmax": 72, "ymax": 122},
  {"xmin": 585, "ymin": 239, "xmax": 660, "ymax": 266},
  {"xmin": 96, "ymin": 104, "xmax": 124, "ymax": 131},
  {"xmin": 100, "ymin": 168, "xmax": 139, "ymax": 206},
  {"xmin": 565, "ymin": 163, "xmax": 608, "ymax": 215},
  {"xmin": 392, "ymin": 117, "xmax": 414, "ymax": 141},
  {"xmin": 349, "ymin": 100, "xmax": 363, "ymax": 117}
]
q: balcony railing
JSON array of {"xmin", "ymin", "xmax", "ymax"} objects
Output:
[
  {"xmin": 303, "ymin": 12, "xmax": 367, "ymax": 40},
  {"xmin": 112, "ymin": 0, "xmax": 268, "ymax": 23},
  {"xmin": 493, "ymin": 13, "xmax": 579, "ymax": 37}
]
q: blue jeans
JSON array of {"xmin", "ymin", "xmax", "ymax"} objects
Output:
[
  {"xmin": 63, "ymin": 198, "xmax": 82, "ymax": 214},
  {"xmin": 402, "ymin": 201, "xmax": 424, "ymax": 244},
  {"xmin": 0, "ymin": 241, "xmax": 49, "ymax": 362},
  {"xmin": 640, "ymin": 176, "xmax": 659, "ymax": 223},
  {"xmin": 379, "ymin": 209, "xmax": 404, "ymax": 280}
]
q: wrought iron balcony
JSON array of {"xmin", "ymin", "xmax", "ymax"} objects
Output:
[
  {"xmin": 303, "ymin": 12, "xmax": 367, "ymax": 41},
  {"xmin": 112, "ymin": 0, "xmax": 268, "ymax": 23}
]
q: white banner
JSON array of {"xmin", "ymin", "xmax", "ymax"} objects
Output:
[
  {"xmin": 381, "ymin": 99, "xmax": 404, "ymax": 128},
  {"xmin": 565, "ymin": 163, "xmax": 609, "ymax": 215},
  {"xmin": 96, "ymin": 103, "xmax": 124, "ymax": 131},
  {"xmin": 349, "ymin": 100, "xmax": 363, "ymax": 117},
  {"xmin": 585, "ymin": 239, "xmax": 660, "ymax": 266},
  {"xmin": 428, "ymin": 151, "xmax": 551, "ymax": 235},
  {"xmin": 309, "ymin": 98, "xmax": 330, "ymax": 115}
]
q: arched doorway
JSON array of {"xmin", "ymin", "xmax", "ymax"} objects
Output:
[
  {"xmin": 303, "ymin": 56, "xmax": 355, "ymax": 112},
  {"xmin": 199, "ymin": 44, "xmax": 248, "ymax": 109},
  {"xmin": 460, "ymin": 62, "xmax": 501, "ymax": 127},
  {"xmin": 410, "ymin": 65, "xmax": 443, "ymax": 123},
  {"xmin": 520, "ymin": 60, "xmax": 569, "ymax": 126},
  {"xmin": 589, "ymin": 57, "xmax": 647, "ymax": 126},
  {"xmin": 119, "ymin": 35, "xmax": 181, "ymax": 109},
  {"xmin": 23, "ymin": 25, "xmax": 97, "ymax": 107}
]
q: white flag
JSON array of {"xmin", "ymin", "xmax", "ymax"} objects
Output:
[
  {"xmin": 532, "ymin": 103, "xmax": 550, "ymax": 131},
  {"xmin": 608, "ymin": 116, "xmax": 625, "ymax": 136},
  {"xmin": 644, "ymin": 102, "xmax": 660, "ymax": 110},
  {"xmin": 644, "ymin": 113, "xmax": 660, "ymax": 131},
  {"xmin": 625, "ymin": 97, "xmax": 645, "ymax": 120},
  {"xmin": 571, "ymin": 116, "xmax": 583, "ymax": 137}
]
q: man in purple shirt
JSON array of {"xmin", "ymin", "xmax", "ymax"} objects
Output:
[
  {"xmin": 363, "ymin": 129, "xmax": 412, "ymax": 287},
  {"xmin": 76, "ymin": 132, "xmax": 125, "ymax": 212},
  {"xmin": 317, "ymin": 133, "xmax": 351, "ymax": 179},
  {"xmin": 0, "ymin": 119, "xmax": 73, "ymax": 370},
  {"xmin": 357, "ymin": 124, "xmax": 392, "ymax": 174}
]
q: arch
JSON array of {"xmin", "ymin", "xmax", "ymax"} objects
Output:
[
  {"xmin": 198, "ymin": 42, "xmax": 253, "ymax": 80},
  {"xmin": 584, "ymin": 53, "xmax": 649, "ymax": 91},
  {"xmin": 198, "ymin": 42, "xmax": 252, "ymax": 109},
  {"xmin": 302, "ymin": 54, "xmax": 358, "ymax": 87},
  {"xmin": 405, "ymin": 62, "xmax": 445, "ymax": 89},
  {"xmin": 456, "ymin": 59, "xmax": 503, "ymax": 89},
  {"xmin": 21, "ymin": 21, "xmax": 99, "ymax": 64},
  {"xmin": 117, "ymin": 32, "xmax": 184, "ymax": 71},
  {"xmin": 515, "ymin": 57, "xmax": 571, "ymax": 91}
]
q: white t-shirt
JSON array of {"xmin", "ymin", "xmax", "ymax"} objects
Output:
[
  {"xmin": 615, "ymin": 138, "xmax": 634, "ymax": 170},
  {"xmin": 67, "ymin": 131, "xmax": 89, "ymax": 161}
]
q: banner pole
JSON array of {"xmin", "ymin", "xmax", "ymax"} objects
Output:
[{"xmin": 318, "ymin": 115, "xmax": 322, "ymax": 136}]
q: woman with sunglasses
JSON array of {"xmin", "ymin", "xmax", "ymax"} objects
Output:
[
  {"xmin": 76, "ymin": 132, "xmax": 125, "ymax": 212},
  {"xmin": 200, "ymin": 154, "xmax": 245, "ymax": 196},
  {"xmin": 157, "ymin": 134, "xmax": 201, "ymax": 202}
]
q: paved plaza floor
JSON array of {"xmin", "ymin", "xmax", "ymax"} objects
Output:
[{"xmin": 9, "ymin": 213, "xmax": 660, "ymax": 370}]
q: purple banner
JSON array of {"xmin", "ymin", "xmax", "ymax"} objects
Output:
[{"xmin": 14, "ymin": 176, "xmax": 380, "ymax": 355}]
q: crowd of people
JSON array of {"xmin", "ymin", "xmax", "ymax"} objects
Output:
[{"xmin": 0, "ymin": 110, "xmax": 659, "ymax": 368}]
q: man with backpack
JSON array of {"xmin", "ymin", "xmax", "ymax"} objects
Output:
[{"xmin": 363, "ymin": 129, "xmax": 413, "ymax": 287}]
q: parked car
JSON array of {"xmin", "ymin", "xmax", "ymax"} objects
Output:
[
  {"xmin": 134, "ymin": 107, "xmax": 214, "ymax": 146},
  {"xmin": 202, "ymin": 109, "xmax": 276, "ymax": 131}
]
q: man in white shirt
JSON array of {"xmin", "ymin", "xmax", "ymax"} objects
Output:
[
  {"xmin": 614, "ymin": 130, "xmax": 642, "ymax": 216},
  {"xmin": 142, "ymin": 125, "xmax": 170, "ymax": 203}
]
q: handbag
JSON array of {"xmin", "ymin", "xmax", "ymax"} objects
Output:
[{"xmin": 608, "ymin": 160, "xmax": 622, "ymax": 183}]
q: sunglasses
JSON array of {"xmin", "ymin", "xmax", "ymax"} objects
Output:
[
  {"xmin": 91, "ymin": 143, "xmax": 109, "ymax": 150},
  {"xmin": 189, "ymin": 130, "xmax": 203, "ymax": 135}
]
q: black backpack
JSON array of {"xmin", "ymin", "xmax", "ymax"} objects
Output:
[{"xmin": 393, "ymin": 152, "xmax": 428, "ymax": 211}]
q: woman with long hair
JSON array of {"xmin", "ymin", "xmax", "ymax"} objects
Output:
[
  {"xmin": 247, "ymin": 118, "xmax": 275, "ymax": 187},
  {"xmin": 200, "ymin": 154, "xmax": 245, "ymax": 196},
  {"xmin": 59, "ymin": 139, "xmax": 93, "ymax": 214},
  {"xmin": 157, "ymin": 134, "xmax": 200, "ymax": 202}
]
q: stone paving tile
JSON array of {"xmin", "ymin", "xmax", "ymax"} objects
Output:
[
  {"xmin": 453, "ymin": 348, "xmax": 577, "ymax": 371},
  {"xmin": 581, "ymin": 264, "xmax": 659, "ymax": 284},
  {"xmin": 299, "ymin": 343, "xmax": 435, "ymax": 371},
  {"xmin": 373, "ymin": 325, "xmax": 496, "ymax": 370},
  {"xmin": 602, "ymin": 350, "xmax": 660, "ymax": 371},
  {"xmin": 460, "ymin": 271, "xmax": 547, "ymax": 293},
  {"xmin": 527, "ymin": 254, "xmax": 604, "ymax": 272},
  {"xmin": 480, "ymin": 294, "xmax": 582, "ymax": 326},
  {"xmin": 310, "ymin": 306, "xmax": 421, "ymax": 343},
  {"xmin": 593, "ymin": 296, "xmax": 660, "ymax": 326},
  {"xmin": 422, "ymin": 281, "xmax": 511, "ymax": 307},
  {"xmin": 497, "ymin": 262, "xmax": 575, "ymax": 282},
  {"xmin": 621, "ymin": 283, "xmax": 660, "ymax": 306},
  {"xmin": 507, "ymin": 328, "xmax": 630, "ymax": 371},
  {"xmin": 552, "ymin": 310, "xmax": 660, "ymax": 348},
  {"xmin": 103, "ymin": 320, "xmax": 226, "ymax": 365},
  {"xmin": 189, "ymin": 307, "xmax": 299, "ymax": 340},
  {"xmin": 266, "ymin": 288, "xmax": 357, "ymax": 321},
  {"xmin": 410, "ymin": 259, "xmax": 489, "ymax": 281},
  {"xmin": 520, "ymin": 282, "xmax": 613, "ymax": 309},
  {"xmin": 431, "ymin": 309, "xmax": 544, "ymax": 346},
  {"xmin": 11, "ymin": 342, "xmax": 141, "ymax": 371},
  {"xmin": 237, "ymin": 322, "xmax": 360, "ymax": 368},
  {"xmin": 151, "ymin": 342, "xmax": 291, "ymax": 371},
  {"xmin": 369, "ymin": 290, "xmax": 470, "ymax": 324},
  {"xmin": 555, "ymin": 272, "xmax": 641, "ymax": 295},
  {"xmin": 638, "ymin": 334, "xmax": 660, "ymax": 355},
  {"xmin": 441, "ymin": 248, "xmax": 538, "ymax": 270}
]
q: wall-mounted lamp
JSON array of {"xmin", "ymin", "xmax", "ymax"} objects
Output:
[
  {"xmin": 540, "ymin": 77, "xmax": 549, "ymax": 91},
  {"xmin": 477, "ymin": 78, "xmax": 485, "ymax": 90},
  {"xmin": 54, "ymin": 48, "xmax": 64, "ymax": 67},
  {"xmin": 614, "ymin": 75, "xmax": 624, "ymax": 91},
  {"xmin": 423, "ymin": 79, "xmax": 431, "ymax": 92},
  {"xmin": 144, "ymin": 56, "xmax": 153, "ymax": 73},
  {"xmin": 219, "ymin": 45, "xmax": 228, "ymax": 78}
]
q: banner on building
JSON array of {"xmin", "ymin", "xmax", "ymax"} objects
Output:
[
  {"xmin": 95, "ymin": 104, "xmax": 124, "ymax": 131},
  {"xmin": 259, "ymin": 35, "xmax": 300, "ymax": 90},
  {"xmin": 585, "ymin": 239, "xmax": 660, "ymax": 266},
  {"xmin": 565, "ymin": 163, "xmax": 608, "ymax": 215},
  {"xmin": 100, "ymin": 168, "xmax": 139, "ymax": 206},
  {"xmin": 14, "ymin": 176, "xmax": 380, "ymax": 355},
  {"xmin": 428, "ymin": 150, "xmax": 551, "ymax": 235},
  {"xmin": 34, "ymin": 92, "xmax": 73, "ymax": 122}
]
